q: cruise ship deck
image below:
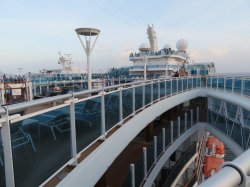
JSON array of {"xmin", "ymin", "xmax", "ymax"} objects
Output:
[{"xmin": 1, "ymin": 75, "xmax": 250, "ymax": 187}]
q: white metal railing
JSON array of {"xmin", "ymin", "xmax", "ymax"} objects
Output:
[{"xmin": 1, "ymin": 75, "xmax": 250, "ymax": 187}]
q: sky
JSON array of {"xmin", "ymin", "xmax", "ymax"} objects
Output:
[{"xmin": 0, "ymin": 0, "xmax": 250, "ymax": 74}]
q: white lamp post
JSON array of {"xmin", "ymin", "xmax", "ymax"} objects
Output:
[
  {"xmin": 139, "ymin": 43, "xmax": 150, "ymax": 81},
  {"xmin": 75, "ymin": 28, "xmax": 100, "ymax": 90}
]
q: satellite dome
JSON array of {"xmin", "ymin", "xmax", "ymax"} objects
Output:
[
  {"xmin": 139, "ymin": 43, "xmax": 150, "ymax": 52},
  {"xmin": 163, "ymin": 44, "xmax": 171, "ymax": 49},
  {"xmin": 176, "ymin": 39, "xmax": 188, "ymax": 51}
]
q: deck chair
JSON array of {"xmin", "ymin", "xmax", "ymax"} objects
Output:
[
  {"xmin": 35, "ymin": 110, "xmax": 70, "ymax": 141},
  {"xmin": 10, "ymin": 122, "xmax": 36, "ymax": 152}
]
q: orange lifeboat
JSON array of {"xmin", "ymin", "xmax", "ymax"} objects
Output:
[
  {"xmin": 204, "ymin": 156, "xmax": 224, "ymax": 177},
  {"xmin": 206, "ymin": 136, "xmax": 225, "ymax": 157}
]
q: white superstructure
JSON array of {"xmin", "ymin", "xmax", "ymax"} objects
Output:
[{"xmin": 129, "ymin": 25, "xmax": 215, "ymax": 78}]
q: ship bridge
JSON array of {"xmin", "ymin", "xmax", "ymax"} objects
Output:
[{"xmin": 0, "ymin": 76, "xmax": 250, "ymax": 187}]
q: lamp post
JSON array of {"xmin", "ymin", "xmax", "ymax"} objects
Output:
[
  {"xmin": 75, "ymin": 28, "xmax": 100, "ymax": 90},
  {"xmin": 139, "ymin": 43, "xmax": 150, "ymax": 81}
]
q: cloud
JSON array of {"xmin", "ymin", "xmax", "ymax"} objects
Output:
[{"xmin": 190, "ymin": 47, "xmax": 230, "ymax": 61}]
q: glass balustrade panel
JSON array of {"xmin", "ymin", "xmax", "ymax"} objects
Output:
[
  {"xmin": 10, "ymin": 106, "xmax": 71, "ymax": 187},
  {"xmin": 226, "ymin": 79, "xmax": 233, "ymax": 92},
  {"xmin": 134, "ymin": 153, "xmax": 144, "ymax": 187},
  {"xmin": 212, "ymin": 77, "xmax": 217, "ymax": 89},
  {"xmin": 122, "ymin": 88, "xmax": 133, "ymax": 119},
  {"xmin": 188, "ymin": 78, "xmax": 192, "ymax": 89},
  {"xmin": 166, "ymin": 81, "xmax": 171, "ymax": 96},
  {"xmin": 178, "ymin": 79, "xmax": 182, "ymax": 92},
  {"xmin": 105, "ymin": 92, "xmax": 120, "ymax": 131},
  {"xmin": 147, "ymin": 143, "xmax": 154, "ymax": 172},
  {"xmin": 234, "ymin": 79, "xmax": 242, "ymax": 94},
  {"xmin": 157, "ymin": 132, "xmax": 163, "ymax": 158},
  {"xmin": 172, "ymin": 79, "xmax": 177, "ymax": 94},
  {"xmin": 173, "ymin": 120, "xmax": 178, "ymax": 140},
  {"xmin": 218, "ymin": 77, "xmax": 225, "ymax": 90},
  {"xmin": 0, "ymin": 128, "xmax": 5, "ymax": 187},
  {"xmin": 135, "ymin": 86, "xmax": 143, "ymax": 111},
  {"xmin": 75, "ymin": 97, "xmax": 102, "ymax": 153},
  {"xmin": 153, "ymin": 82, "xmax": 158, "ymax": 102},
  {"xmin": 243, "ymin": 79, "xmax": 250, "ymax": 96},
  {"xmin": 183, "ymin": 79, "xmax": 188, "ymax": 91},
  {"xmin": 160, "ymin": 81, "xmax": 165, "ymax": 98},
  {"xmin": 230, "ymin": 122, "xmax": 244, "ymax": 148},
  {"xmin": 145, "ymin": 84, "xmax": 151, "ymax": 105}
]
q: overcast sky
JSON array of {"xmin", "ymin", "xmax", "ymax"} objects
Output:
[{"xmin": 1, "ymin": 0, "xmax": 250, "ymax": 74}]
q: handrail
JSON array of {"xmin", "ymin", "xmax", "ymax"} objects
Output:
[{"xmin": 199, "ymin": 148, "xmax": 250, "ymax": 187}]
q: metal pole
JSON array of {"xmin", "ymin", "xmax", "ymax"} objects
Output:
[
  {"xmin": 170, "ymin": 79, "xmax": 172, "ymax": 95},
  {"xmin": 224, "ymin": 77, "xmax": 226, "ymax": 91},
  {"xmin": 178, "ymin": 116, "xmax": 180, "ymax": 137},
  {"xmin": 197, "ymin": 107, "xmax": 199, "ymax": 122},
  {"xmin": 100, "ymin": 92, "xmax": 106, "ymax": 139},
  {"xmin": 232, "ymin": 78, "xmax": 235, "ymax": 93},
  {"xmin": 158, "ymin": 80, "xmax": 160, "ymax": 100},
  {"xmin": 69, "ymin": 97, "xmax": 77, "ymax": 165},
  {"xmin": 130, "ymin": 164, "xmax": 135, "ymax": 187},
  {"xmin": 182, "ymin": 78, "xmax": 184, "ymax": 91},
  {"xmin": 144, "ymin": 56, "xmax": 147, "ymax": 81},
  {"xmin": 162, "ymin": 128, "xmax": 166, "ymax": 152},
  {"xmin": 151, "ymin": 82, "xmax": 153, "ymax": 104},
  {"xmin": 176, "ymin": 78, "xmax": 178, "ymax": 93},
  {"xmin": 191, "ymin": 109, "xmax": 193, "ymax": 126},
  {"xmin": 192, "ymin": 77, "xmax": 194, "ymax": 89},
  {"xmin": 119, "ymin": 88, "xmax": 123, "ymax": 124},
  {"xmin": 132, "ymin": 85, "xmax": 135, "ymax": 115},
  {"xmin": 142, "ymin": 84, "xmax": 145, "ymax": 108},
  {"xmin": 164, "ymin": 80, "xmax": 167, "ymax": 97},
  {"xmin": 87, "ymin": 54, "xmax": 92, "ymax": 90},
  {"xmin": 143, "ymin": 147, "xmax": 147, "ymax": 180},
  {"xmin": 171, "ymin": 121, "xmax": 173, "ymax": 143},
  {"xmin": 154, "ymin": 136, "xmax": 157, "ymax": 163},
  {"xmin": 185, "ymin": 112, "xmax": 187, "ymax": 131},
  {"xmin": 1, "ymin": 111, "xmax": 15, "ymax": 187},
  {"xmin": 241, "ymin": 79, "xmax": 244, "ymax": 95},
  {"xmin": 217, "ymin": 77, "xmax": 219, "ymax": 89}
]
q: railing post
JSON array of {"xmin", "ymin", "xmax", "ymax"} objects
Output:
[
  {"xmin": 164, "ymin": 80, "xmax": 167, "ymax": 97},
  {"xmin": 100, "ymin": 91, "xmax": 106, "ymax": 139},
  {"xmin": 178, "ymin": 116, "xmax": 180, "ymax": 137},
  {"xmin": 158, "ymin": 80, "xmax": 160, "ymax": 100},
  {"xmin": 216, "ymin": 77, "xmax": 219, "ymax": 89},
  {"xmin": 119, "ymin": 87, "xmax": 123, "ymax": 125},
  {"xmin": 69, "ymin": 96, "xmax": 78, "ymax": 165},
  {"xmin": 143, "ymin": 147, "xmax": 147, "ymax": 180},
  {"xmin": 176, "ymin": 78, "xmax": 179, "ymax": 93},
  {"xmin": 191, "ymin": 109, "xmax": 193, "ymax": 126},
  {"xmin": 170, "ymin": 79, "xmax": 172, "ymax": 95},
  {"xmin": 171, "ymin": 121, "xmax": 173, "ymax": 143},
  {"xmin": 132, "ymin": 85, "xmax": 135, "ymax": 115},
  {"xmin": 182, "ymin": 78, "xmax": 184, "ymax": 91},
  {"xmin": 162, "ymin": 128, "xmax": 165, "ymax": 152},
  {"xmin": 154, "ymin": 136, "xmax": 157, "ymax": 163},
  {"xmin": 232, "ymin": 78, "xmax": 235, "ymax": 93},
  {"xmin": 187, "ymin": 78, "xmax": 189, "ymax": 90},
  {"xmin": 241, "ymin": 79, "xmax": 244, "ymax": 95},
  {"xmin": 142, "ymin": 83, "xmax": 145, "ymax": 108},
  {"xmin": 1, "ymin": 110, "xmax": 15, "ymax": 187},
  {"xmin": 130, "ymin": 164, "xmax": 135, "ymax": 187},
  {"xmin": 151, "ymin": 81, "xmax": 153, "ymax": 104},
  {"xmin": 185, "ymin": 112, "xmax": 187, "ymax": 131},
  {"xmin": 197, "ymin": 107, "xmax": 199, "ymax": 122},
  {"xmin": 192, "ymin": 77, "xmax": 194, "ymax": 89},
  {"xmin": 224, "ymin": 77, "xmax": 226, "ymax": 91}
]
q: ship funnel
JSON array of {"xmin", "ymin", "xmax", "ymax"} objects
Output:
[{"xmin": 147, "ymin": 24, "xmax": 158, "ymax": 52}]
